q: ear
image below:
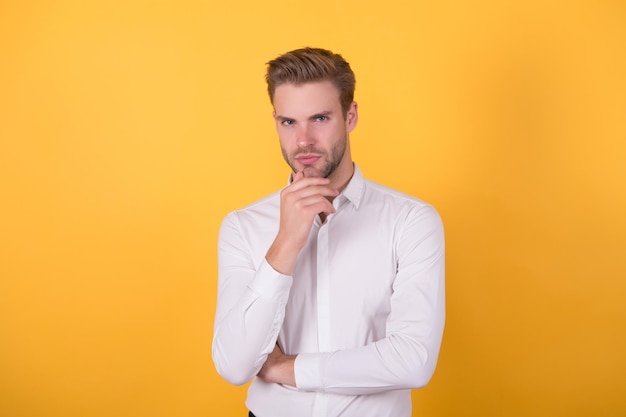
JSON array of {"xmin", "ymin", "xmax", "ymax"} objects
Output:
[
  {"xmin": 346, "ymin": 101, "xmax": 358, "ymax": 133},
  {"xmin": 272, "ymin": 110, "xmax": 276, "ymax": 119}
]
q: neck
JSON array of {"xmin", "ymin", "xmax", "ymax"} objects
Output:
[
  {"xmin": 328, "ymin": 141, "xmax": 354, "ymax": 193},
  {"xmin": 328, "ymin": 161, "xmax": 354, "ymax": 195}
]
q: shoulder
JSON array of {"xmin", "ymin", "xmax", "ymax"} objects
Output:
[
  {"xmin": 221, "ymin": 189, "xmax": 282, "ymax": 227},
  {"xmin": 362, "ymin": 178, "xmax": 433, "ymax": 209},
  {"xmin": 363, "ymin": 179, "xmax": 424, "ymax": 203},
  {"xmin": 361, "ymin": 178, "xmax": 443, "ymax": 227}
]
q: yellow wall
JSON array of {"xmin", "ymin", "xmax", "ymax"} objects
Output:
[{"xmin": 1, "ymin": 1, "xmax": 625, "ymax": 416}]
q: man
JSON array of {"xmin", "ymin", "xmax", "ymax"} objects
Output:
[{"xmin": 212, "ymin": 47, "xmax": 445, "ymax": 417}]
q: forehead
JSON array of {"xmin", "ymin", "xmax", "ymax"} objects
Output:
[{"xmin": 273, "ymin": 81, "xmax": 341, "ymax": 116}]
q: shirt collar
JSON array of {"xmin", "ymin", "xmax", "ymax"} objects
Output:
[{"xmin": 341, "ymin": 163, "xmax": 364, "ymax": 209}]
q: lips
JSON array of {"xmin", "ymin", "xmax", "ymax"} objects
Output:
[{"xmin": 295, "ymin": 154, "xmax": 321, "ymax": 165}]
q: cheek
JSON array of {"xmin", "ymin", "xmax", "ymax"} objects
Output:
[
  {"xmin": 318, "ymin": 124, "xmax": 343, "ymax": 142},
  {"xmin": 278, "ymin": 127, "xmax": 304, "ymax": 149},
  {"xmin": 278, "ymin": 135, "xmax": 294, "ymax": 154},
  {"xmin": 311, "ymin": 123, "xmax": 335, "ymax": 138}
]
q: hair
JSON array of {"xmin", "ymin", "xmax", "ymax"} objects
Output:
[{"xmin": 265, "ymin": 47, "xmax": 356, "ymax": 117}]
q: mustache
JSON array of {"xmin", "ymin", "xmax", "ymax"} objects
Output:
[{"xmin": 294, "ymin": 146, "xmax": 325, "ymax": 156}]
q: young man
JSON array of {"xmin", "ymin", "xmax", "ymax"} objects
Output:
[{"xmin": 212, "ymin": 47, "xmax": 445, "ymax": 417}]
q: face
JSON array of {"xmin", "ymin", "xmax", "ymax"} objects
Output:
[{"xmin": 272, "ymin": 81, "xmax": 358, "ymax": 181}]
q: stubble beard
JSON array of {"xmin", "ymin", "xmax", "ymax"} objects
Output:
[{"xmin": 282, "ymin": 135, "xmax": 347, "ymax": 179}]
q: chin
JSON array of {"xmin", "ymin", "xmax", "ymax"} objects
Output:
[{"xmin": 302, "ymin": 166, "xmax": 323, "ymax": 178}]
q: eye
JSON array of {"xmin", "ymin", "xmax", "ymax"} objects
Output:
[
  {"xmin": 281, "ymin": 119, "xmax": 294, "ymax": 126},
  {"xmin": 316, "ymin": 115, "xmax": 328, "ymax": 122}
]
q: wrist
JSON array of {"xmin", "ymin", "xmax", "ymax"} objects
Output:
[
  {"xmin": 276, "ymin": 354, "xmax": 297, "ymax": 387},
  {"xmin": 266, "ymin": 236, "xmax": 301, "ymax": 275}
]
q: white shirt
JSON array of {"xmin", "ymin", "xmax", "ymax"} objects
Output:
[{"xmin": 213, "ymin": 165, "xmax": 445, "ymax": 417}]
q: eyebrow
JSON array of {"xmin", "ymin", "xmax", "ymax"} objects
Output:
[
  {"xmin": 275, "ymin": 110, "xmax": 333, "ymax": 122},
  {"xmin": 309, "ymin": 111, "xmax": 332, "ymax": 120},
  {"xmin": 274, "ymin": 115, "xmax": 293, "ymax": 123}
]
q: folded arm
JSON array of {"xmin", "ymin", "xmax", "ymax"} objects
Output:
[
  {"xmin": 212, "ymin": 212, "xmax": 293, "ymax": 385},
  {"xmin": 259, "ymin": 205, "xmax": 446, "ymax": 395}
]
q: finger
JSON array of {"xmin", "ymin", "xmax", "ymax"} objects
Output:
[
  {"xmin": 282, "ymin": 185, "xmax": 339, "ymax": 205},
  {"xmin": 290, "ymin": 174, "xmax": 330, "ymax": 186},
  {"xmin": 286, "ymin": 177, "xmax": 333, "ymax": 193},
  {"xmin": 294, "ymin": 195, "xmax": 336, "ymax": 215},
  {"xmin": 292, "ymin": 171, "xmax": 304, "ymax": 183}
]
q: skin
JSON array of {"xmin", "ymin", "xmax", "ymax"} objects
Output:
[{"xmin": 258, "ymin": 80, "xmax": 358, "ymax": 387}]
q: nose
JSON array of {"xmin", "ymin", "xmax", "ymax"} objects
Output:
[{"xmin": 296, "ymin": 124, "xmax": 315, "ymax": 148}]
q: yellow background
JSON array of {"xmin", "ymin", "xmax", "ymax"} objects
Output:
[{"xmin": 1, "ymin": 1, "xmax": 625, "ymax": 416}]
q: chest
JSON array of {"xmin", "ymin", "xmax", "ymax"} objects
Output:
[{"xmin": 287, "ymin": 210, "xmax": 398, "ymax": 335}]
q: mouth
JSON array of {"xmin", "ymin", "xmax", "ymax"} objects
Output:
[{"xmin": 295, "ymin": 154, "xmax": 321, "ymax": 165}]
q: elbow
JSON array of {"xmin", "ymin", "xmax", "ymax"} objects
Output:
[
  {"xmin": 409, "ymin": 366, "xmax": 435, "ymax": 389},
  {"xmin": 213, "ymin": 357, "xmax": 257, "ymax": 386},
  {"xmin": 396, "ymin": 340, "xmax": 440, "ymax": 389},
  {"xmin": 217, "ymin": 367, "xmax": 255, "ymax": 386},
  {"xmin": 212, "ymin": 347, "xmax": 258, "ymax": 386},
  {"xmin": 399, "ymin": 360, "xmax": 436, "ymax": 389}
]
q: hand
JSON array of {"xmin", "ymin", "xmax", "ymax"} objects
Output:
[
  {"xmin": 266, "ymin": 171, "xmax": 338, "ymax": 275},
  {"xmin": 257, "ymin": 343, "xmax": 296, "ymax": 387},
  {"xmin": 277, "ymin": 171, "xmax": 338, "ymax": 248}
]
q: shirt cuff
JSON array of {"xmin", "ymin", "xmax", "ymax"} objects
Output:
[
  {"xmin": 249, "ymin": 258, "xmax": 293, "ymax": 303},
  {"xmin": 294, "ymin": 352, "xmax": 328, "ymax": 391}
]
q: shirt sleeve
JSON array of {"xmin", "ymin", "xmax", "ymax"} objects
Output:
[
  {"xmin": 212, "ymin": 211, "xmax": 293, "ymax": 386},
  {"xmin": 294, "ymin": 204, "xmax": 446, "ymax": 395}
]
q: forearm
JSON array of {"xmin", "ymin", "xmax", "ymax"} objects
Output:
[
  {"xmin": 257, "ymin": 343, "xmax": 297, "ymax": 386},
  {"xmin": 294, "ymin": 330, "xmax": 443, "ymax": 395},
  {"xmin": 265, "ymin": 235, "xmax": 301, "ymax": 276},
  {"xmin": 213, "ymin": 257, "xmax": 292, "ymax": 385}
]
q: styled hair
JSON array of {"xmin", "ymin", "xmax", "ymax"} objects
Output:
[{"xmin": 265, "ymin": 47, "xmax": 356, "ymax": 117}]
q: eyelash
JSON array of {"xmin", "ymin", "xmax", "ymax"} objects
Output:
[{"xmin": 281, "ymin": 116, "xmax": 328, "ymax": 126}]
